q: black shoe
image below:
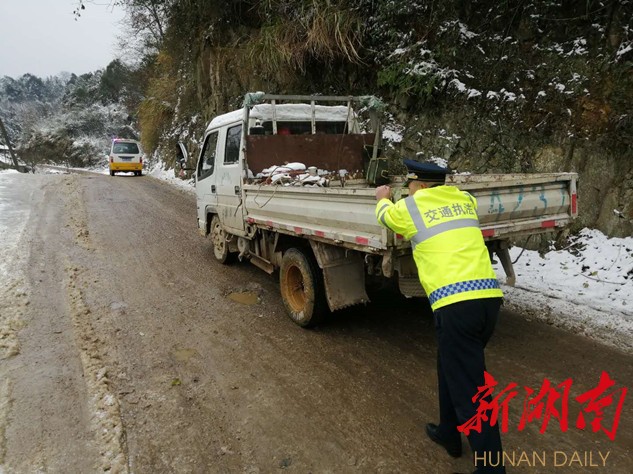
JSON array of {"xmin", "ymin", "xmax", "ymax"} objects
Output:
[{"xmin": 425, "ymin": 423, "xmax": 462, "ymax": 458}]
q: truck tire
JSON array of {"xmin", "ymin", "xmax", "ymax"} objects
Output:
[
  {"xmin": 279, "ymin": 248, "xmax": 327, "ymax": 327},
  {"xmin": 210, "ymin": 215, "xmax": 234, "ymax": 264}
]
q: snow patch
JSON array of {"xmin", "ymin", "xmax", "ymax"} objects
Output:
[{"xmin": 494, "ymin": 228, "xmax": 633, "ymax": 352}]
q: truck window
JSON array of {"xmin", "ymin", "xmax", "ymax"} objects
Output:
[
  {"xmin": 197, "ymin": 131, "xmax": 219, "ymax": 180},
  {"xmin": 224, "ymin": 124, "xmax": 242, "ymax": 164}
]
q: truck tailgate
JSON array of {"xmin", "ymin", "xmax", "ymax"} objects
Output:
[{"xmin": 449, "ymin": 173, "xmax": 578, "ymax": 239}]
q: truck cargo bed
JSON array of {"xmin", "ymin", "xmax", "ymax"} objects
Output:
[{"xmin": 243, "ymin": 172, "xmax": 578, "ymax": 251}]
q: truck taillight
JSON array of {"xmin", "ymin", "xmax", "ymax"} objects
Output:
[
  {"xmin": 571, "ymin": 193, "xmax": 577, "ymax": 215},
  {"xmin": 109, "ymin": 155, "xmax": 113, "ymax": 163},
  {"xmin": 140, "ymin": 156, "xmax": 143, "ymax": 164}
]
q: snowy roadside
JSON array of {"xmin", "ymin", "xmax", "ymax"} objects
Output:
[
  {"xmin": 493, "ymin": 231, "xmax": 633, "ymax": 354},
  {"xmin": 0, "ymin": 169, "xmax": 33, "ymax": 360},
  {"xmin": 89, "ymin": 162, "xmax": 196, "ymax": 194},
  {"xmin": 146, "ymin": 162, "xmax": 195, "ymax": 193},
  {"xmin": 34, "ymin": 162, "xmax": 196, "ymax": 193},
  {"xmin": 9, "ymin": 166, "xmax": 631, "ymax": 353}
]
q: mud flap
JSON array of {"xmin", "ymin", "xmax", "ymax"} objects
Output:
[
  {"xmin": 309, "ymin": 241, "xmax": 369, "ymax": 311},
  {"xmin": 495, "ymin": 246, "xmax": 516, "ymax": 286}
]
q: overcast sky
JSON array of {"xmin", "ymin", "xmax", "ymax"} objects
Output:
[{"xmin": 0, "ymin": 1, "xmax": 125, "ymax": 79}]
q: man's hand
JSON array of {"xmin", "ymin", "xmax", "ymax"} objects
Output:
[{"xmin": 375, "ymin": 185, "xmax": 392, "ymax": 201}]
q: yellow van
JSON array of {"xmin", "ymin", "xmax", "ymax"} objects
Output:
[{"xmin": 109, "ymin": 139, "xmax": 144, "ymax": 176}]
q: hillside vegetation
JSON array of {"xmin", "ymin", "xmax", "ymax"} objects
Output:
[
  {"xmin": 0, "ymin": 62, "xmax": 144, "ymax": 169},
  {"xmin": 136, "ymin": 0, "xmax": 632, "ymax": 236},
  {"xmin": 2, "ymin": 0, "xmax": 632, "ymax": 237}
]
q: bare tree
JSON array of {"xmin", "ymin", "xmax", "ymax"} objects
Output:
[
  {"xmin": 127, "ymin": 0, "xmax": 171, "ymax": 45},
  {"xmin": 75, "ymin": 1, "xmax": 172, "ymax": 50},
  {"xmin": 0, "ymin": 115, "xmax": 21, "ymax": 171}
]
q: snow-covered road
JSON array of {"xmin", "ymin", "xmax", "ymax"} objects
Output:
[{"xmin": 0, "ymin": 170, "xmax": 30, "ymax": 280}]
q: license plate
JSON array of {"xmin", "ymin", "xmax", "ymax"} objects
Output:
[{"xmin": 122, "ymin": 157, "xmax": 132, "ymax": 161}]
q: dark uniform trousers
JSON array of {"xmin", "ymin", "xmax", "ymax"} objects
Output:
[{"xmin": 434, "ymin": 297, "xmax": 505, "ymax": 474}]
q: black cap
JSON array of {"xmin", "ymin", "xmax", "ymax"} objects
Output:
[{"xmin": 403, "ymin": 159, "xmax": 450, "ymax": 183}]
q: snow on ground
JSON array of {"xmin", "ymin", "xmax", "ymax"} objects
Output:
[
  {"xmin": 2, "ymin": 167, "xmax": 630, "ymax": 353},
  {"xmin": 0, "ymin": 170, "xmax": 26, "ymax": 268},
  {"xmin": 493, "ymin": 229, "xmax": 633, "ymax": 353},
  {"xmin": 147, "ymin": 162, "xmax": 195, "ymax": 193},
  {"xmin": 0, "ymin": 170, "xmax": 32, "ymax": 357},
  {"xmin": 89, "ymin": 163, "xmax": 195, "ymax": 193},
  {"xmin": 72, "ymin": 163, "xmax": 195, "ymax": 193}
]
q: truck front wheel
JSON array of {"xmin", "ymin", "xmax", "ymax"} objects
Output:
[
  {"xmin": 279, "ymin": 248, "xmax": 327, "ymax": 327},
  {"xmin": 210, "ymin": 215, "xmax": 234, "ymax": 264}
]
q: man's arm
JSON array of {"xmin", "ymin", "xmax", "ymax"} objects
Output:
[
  {"xmin": 375, "ymin": 186, "xmax": 413, "ymax": 237},
  {"xmin": 375, "ymin": 185, "xmax": 393, "ymax": 229}
]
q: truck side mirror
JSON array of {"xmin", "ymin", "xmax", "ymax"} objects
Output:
[{"xmin": 176, "ymin": 142, "xmax": 194, "ymax": 171}]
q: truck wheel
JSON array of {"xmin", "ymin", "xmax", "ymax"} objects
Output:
[
  {"xmin": 110, "ymin": 171, "xmax": 114, "ymax": 176},
  {"xmin": 210, "ymin": 215, "xmax": 234, "ymax": 264},
  {"xmin": 279, "ymin": 248, "xmax": 327, "ymax": 327}
]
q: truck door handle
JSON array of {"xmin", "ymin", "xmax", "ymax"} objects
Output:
[
  {"xmin": 234, "ymin": 186, "xmax": 240, "ymax": 195},
  {"xmin": 211, "ymin": 185, "xmax": 216, "ymax": 193}
]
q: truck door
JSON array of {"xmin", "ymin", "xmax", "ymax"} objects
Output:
[
  {"xmin": 195, "ymin": 130, "xmax": 219, "ymax": 233},
  {"xmin": 215, "ymin": 123, "xmax": 245, "ymax": 233}
]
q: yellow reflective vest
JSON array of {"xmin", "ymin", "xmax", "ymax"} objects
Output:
[{"xmin": 376, "ymin": 185, "xmax": 503, "ymax": 311}]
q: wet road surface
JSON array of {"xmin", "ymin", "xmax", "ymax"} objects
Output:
[{"xmin": 0, "ymin": 172, "xmax": 631, "ymax": 473}]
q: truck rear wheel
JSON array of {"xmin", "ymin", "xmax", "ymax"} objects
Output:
[
  {"xmin": 279, "ymin": 248, "xmax": 327, "ymax": 327},
  {"xmin": 210, "ymin": 215, "xmax": 235, "ymax": 264}
]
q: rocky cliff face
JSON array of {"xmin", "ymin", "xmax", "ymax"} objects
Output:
[
  {"xmin": 143, "ymin": 0, "xmax": 633, "ymax": 238},
  {"xmin": 392, "ymin": 103, "xmax": 632, "ymax": 237}
]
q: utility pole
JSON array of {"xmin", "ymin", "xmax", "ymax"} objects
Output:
[{"xmin": 0, "ymin": 115, "xmax": 21, "ymax": 171}]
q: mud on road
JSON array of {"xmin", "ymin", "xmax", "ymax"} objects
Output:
[{"xmin": 0, "ymin": 172, "xmax": 631, "ymax": 473}]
